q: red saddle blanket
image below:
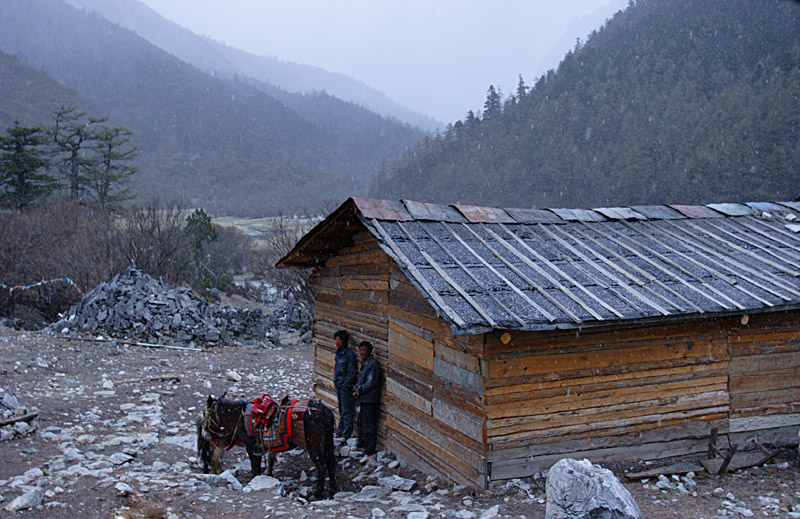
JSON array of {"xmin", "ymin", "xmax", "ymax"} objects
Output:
[
  {"xmin": 244, "ymin": 396, "xmax": 309, "ymax": 452},
  {"xmin": 249, "ymin": 394, "xmax": 279, "ymax": 425}
]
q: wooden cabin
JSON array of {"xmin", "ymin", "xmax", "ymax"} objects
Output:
[{"xmin": 277, "ymin": 198, "xmax": 800, "ymax": 489}]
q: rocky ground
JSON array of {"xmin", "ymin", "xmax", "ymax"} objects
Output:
[{"xmin": 0, "ymin": 325, "xmax": 798, "ymax": 519}]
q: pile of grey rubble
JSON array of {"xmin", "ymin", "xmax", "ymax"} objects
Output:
[{"xmin": 50, "ymin": 266, "xmax": 309, "ymax": 347}]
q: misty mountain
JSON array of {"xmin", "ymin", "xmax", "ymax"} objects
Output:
[
  {"xmin": 0, "ymin": 51, "xmax": 93, "ymax": 128},
  {"xmin": 63, "ymin": 0, "xmax": 441, "ymax": 132},
  {"xmin": 0, "ymin": 0, "xmax": 424, "ymax": 215},
  {"xmin": 374, "ymin": 0, "xmax": 800, "ymax": 208},
  {"xmin": 536, "ymin": 0, "xmax": 627, "ymax": 73}
]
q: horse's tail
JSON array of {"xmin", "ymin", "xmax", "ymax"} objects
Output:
[
  {"xmin": 322, "ymin": 403, "xmax": 335, "ymax": 454},
  {"xmin": 321, "ymin": 401, "xmax": 338, "ymax": 493},
  {"xmin": 309, "ymin": 399, "xmax": 337, "ymax": 494}
]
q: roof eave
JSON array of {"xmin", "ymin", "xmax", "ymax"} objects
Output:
[
  {"xmin": 276, "ymin": 198, "xmax": 360, "ymax": 269},
  {"xmin": 448, "ymin": 303, "xmax": 800, "ymax": 336}
]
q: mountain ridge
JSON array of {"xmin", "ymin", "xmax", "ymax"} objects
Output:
[
  {"xmin": 63, "ymin": 0, "xmax": 441, "ymax": 131},
  {"xmin": 374, "ymin": 0, "xmax": 800, "ymax": 208}
]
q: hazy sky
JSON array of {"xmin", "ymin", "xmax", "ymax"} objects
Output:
[{"xmin": 138, "ymin": 0, "xmax": 628, "ymax": 123}]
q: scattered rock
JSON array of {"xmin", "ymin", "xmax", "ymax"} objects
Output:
[
  {"xmin": 243, "ymin": 475, "xmax": 281, "ymax": 492},
  {"xmin": 378, "ymin": 474, "xmax": 416, "ymax": 492},
  {"xmin": 114, "ymin": 482, "xmax": 135, "ymax": 496},
  {"xmin": 4, "ymin": 487, "xmax": 43, "ymax": 511}
]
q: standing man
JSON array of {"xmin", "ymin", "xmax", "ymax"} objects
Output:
[
  {"xmin": 333, "ymin": 330, "xmax": 357, "ymax": 439},
  {"xmin": 354, "ymin": 340, "xmax": 381, "ymax": 456}
]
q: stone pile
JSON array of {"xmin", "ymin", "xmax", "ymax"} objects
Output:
[
  {"xmin": 0, "ymin": 387, "xmax": 37, "ymax": 442},
  {"xmin": 51, "ymin": 266, "xmax": 272, "ymax": 346},
  {"xmin": 248, "ymin": 284, "xmax": 312, "ymax": 334}
]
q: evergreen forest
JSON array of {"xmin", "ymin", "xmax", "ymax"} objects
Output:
[{"xmin": 373, "ymin": 0, "xmax": 800, "ymax": 209}]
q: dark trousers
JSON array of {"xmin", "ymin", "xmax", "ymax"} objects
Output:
[
  {"xmin": 335, "ymin": 387, "xmax": 354, "ymax": 438},
  {"xmin": 357, "ymin": 402, "xmax": 379, "ymax": 455}
]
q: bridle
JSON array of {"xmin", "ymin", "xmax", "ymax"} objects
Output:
[{"xmin": 203, "ymin": 399, "xmax": 244, "ymax": 451}]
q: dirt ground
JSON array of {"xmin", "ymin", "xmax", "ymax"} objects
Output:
[{"xmin": 0, "ymin": 326, "xmax": 798, "ymax": 519}]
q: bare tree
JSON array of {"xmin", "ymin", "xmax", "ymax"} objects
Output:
[
  {"xmin": 118, "ymin": 198, "xmax": 193, "ymax": 283},
  {"xmin": 247, "ymin": 214, "xmax": 319, "ymax": 312}
]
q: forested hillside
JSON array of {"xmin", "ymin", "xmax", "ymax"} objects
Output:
[
  {"xmin": 0, "ymin": 0, "xmax": 423, "ymax": 215},
  {"xmin": 374, "ymin": 0, "xmax": 800, "ymax": 208},
  {"xmin": 0, "ymin": 52, "xmax": 93, "ymax": 127}
]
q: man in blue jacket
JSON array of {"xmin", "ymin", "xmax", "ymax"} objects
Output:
[
  {"xmin": 333, "ymin": 330, "xmax": 357, "ymax": 439},
  {"xmin": 354, "ymin": 340, "xmax": 381, "ymax": 455}
]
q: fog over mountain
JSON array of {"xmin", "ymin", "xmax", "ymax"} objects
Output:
[
  {"xmin": 6, "ymin": 0, "xmax": 788, "ymax": 218},
  {"xmin": 64, "ymin": 0, "xmax": 441, "ymax": 131},
  {"xmin": 0, "ymin": 0, "xmax": 424, "ymax": 215},
  {"xmin": 133, "ymin": 0, "xmax": 629, "ymax": 124}
]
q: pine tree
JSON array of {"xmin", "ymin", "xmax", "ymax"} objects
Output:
[
  {"xmin": 483, "ymin": 85, "xmax": 502, "ymax": 121},
  {"xmin": 185, "ymin": 208, "xmax": 218, "ymax": 264},
  {"xmin": 0, "ymin": 123, "xmax": 56, "ymax": 208},
  {"xmin": 50, "ymin": 106, "xmax": 107, "ymax": 200},
  {"xmin": 516, "ymin": 75, "xmax": 528, "ymax": 101},
  {"xmin": 89, "ymin": 126, "xmax": 137, "ymax": 210}
]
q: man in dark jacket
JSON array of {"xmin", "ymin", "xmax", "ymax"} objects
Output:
[
  {"xmin": 354, "ymin": 340, "xmax": 381, "ymax": 455},
  {"xmin": 333, "ymin": 330, "xmax": 357, "ymax": 439}
]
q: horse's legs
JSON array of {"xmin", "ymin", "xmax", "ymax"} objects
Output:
[
  {"xmin": 311, "ymin": 452, "xmax": 326, "ymax": 498},
  {"xmin": 246, "ymin": 442, "xmax": 263, "ymax": 477},
  {"xmin": 210, "ymin": 447, "xmax": 224, "ymax": 474},
  {"xmin": 325, "ymin": 442, "xmax": 338, "ymax": 495},
  {"xmin": 266, "ymin": 451, "xmax": 276, "ymax": 476},
  {"xmin": 320, "ymin": 402, "xmax": 338, "ymax": 496}
]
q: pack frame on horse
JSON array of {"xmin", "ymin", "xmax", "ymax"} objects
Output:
[{"xmin": 198, "ymin": 394, "xmax": 337, "ymax": 497}]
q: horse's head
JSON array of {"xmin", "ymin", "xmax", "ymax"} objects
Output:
[{"xmin": 202, "ymin": 394, "xmax": 222, "ymax": 441}]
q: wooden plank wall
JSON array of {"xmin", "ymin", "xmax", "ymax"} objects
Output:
[
  {"xmin": 311, "ymin": 228, "xmax": 390, "ymax": 416},
  {"xmin": 727, "ymin": 311, "xmax": 800, "ymax": 446},
  {"xmin": 310, "ymin": 230, "xmax": 489, "ymax": 488},
  {"xmin": 484, "ymin": 319, "xmax": 732, "ymax": 482},
  {"xmin": 384, "ymin": 262, "xmax": 488, "ymax": 489}
]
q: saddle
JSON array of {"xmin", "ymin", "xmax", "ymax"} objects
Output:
[{"xmin": 244, "ymin": 395, "xmax": 310, "ymax": 454}]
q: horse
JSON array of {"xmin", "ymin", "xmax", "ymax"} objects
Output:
[{"xmin": 198, "ymin": 394, "xmax": 337, "ymax": 498}]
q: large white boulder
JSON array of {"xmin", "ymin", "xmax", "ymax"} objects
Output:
[{"xmin": 545, "ymin": 458, "xmax": 642, "ymax": 519}]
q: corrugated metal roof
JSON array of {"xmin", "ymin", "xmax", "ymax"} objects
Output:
[
  {"xmin": 594, "ymin": 207, "xmax": 647, "ymax": 221},
  {"xmin": 403, "ymin": 200, "xmax": 466, "ymax": 222},
  {"xmin": 455, "ymin": 204, "xmax": 516, "ymax": 223},
  {"xmin": 279, "ymin": 198, "xmax": 800, "ymax": 335},
  {"xmin": 670, "ymin": 204, "xmax": 723, "ymax": 219}
]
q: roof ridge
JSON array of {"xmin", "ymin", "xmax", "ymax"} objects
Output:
[{"xmin": 353, "ymin": 198, "xmax": 800, "ymax": 223}]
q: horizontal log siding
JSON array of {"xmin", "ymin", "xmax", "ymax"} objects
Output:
[
  {"xmin": 383, "ymin": 262, "xmax": 488, "ymax": 489},
  {"xmin": 311, "ymin": 229, "xmax": 390, "ymax": 424},
  {"xmin": 484, "ymin": 318, "xmax": 732, "ymax": 481},
  {"xmin": 727, "ymin": 311, "xmax": 800, "ymax": 446}
]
